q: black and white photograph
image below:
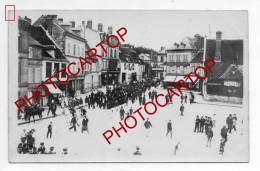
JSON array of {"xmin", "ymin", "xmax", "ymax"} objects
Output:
[{"xmin": 8, "ymin": 10, "xmax": 249, "ymax": 163}]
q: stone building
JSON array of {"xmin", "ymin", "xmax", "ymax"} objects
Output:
[
  {"xmin": 18, "ymin": 16, "xmax": 68, "ymax": 107},
  {"xmin": 33, "ymin": 15, "xmax": 86, "ymax": 96}
]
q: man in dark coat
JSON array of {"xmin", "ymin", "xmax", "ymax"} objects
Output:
[
  {"xmin": 200, "ymin": 116, "xmax": 205, "ymax": 133},
  {"xmin": 144, "ymin": 118, "xmax": 152, "ymax": 129},
  {"xmin": 226, "ymin": 114, "xmax": 233, "ymax": 133},
  {"xmin": 180, "ymin": 104, "xmax": 184, "ymax": 116},
  {"xmin": 46, "ymin": 122, "xmax": 52, "ymax": 139},
  {"xmin": 119, "ymin": 106, "xmax": 125, "ymax": 121},
  {"xmin": 37, "ymin": 142, "xmax": 46, "ymax": 154},
  {"xmin": 166, "ymin": 120, "xmax": 173, "ymax": 139},
  {"xmin": 51, "ymin": 101, "xmax": 57, "ymax": 117},
  {"xmin": 69, "ymin": 115, "xmax": 78, "ymax": 132},
  {"xmin": 194, "ymin": 115, "xmax": 200, "ymax": 133},
  {"xmin": 81, "ymin": 116, "xmax": 89, "ymax": 133},
  {"xmin": 221, "ymin": 125, "xmax": 228, "ymax": 144}
]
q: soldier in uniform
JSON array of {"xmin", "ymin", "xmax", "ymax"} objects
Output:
[{"xmin": 180, "ymin": 104, "xmax": 184, "ymax": 116}]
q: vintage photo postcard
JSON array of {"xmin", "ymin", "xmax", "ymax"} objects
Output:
[{"xmin": 8, "ymin": 10, "xmax": 249, "ymax": 162}]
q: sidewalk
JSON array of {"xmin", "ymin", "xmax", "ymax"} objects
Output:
[
  {"xmin": 156, "ymin": 86, "xmax": 243, "ymax": 108},
  {"xmin": 193, "ymin": 92, "xmax": 243, "ymax": 108}
]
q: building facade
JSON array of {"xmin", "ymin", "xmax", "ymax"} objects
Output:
[
  {"xmin": 119, "ymin": 46, "xmax": 144, "ymax": 84},
  {"xmin": 202, "ymin": 31, "xmax": 243, "ymax": 103},
  {"xmin": 18, "ymin": 16, "xmax": 68, "ymax": 108},
  {"xmin": 163, "ymin": 42, "xmax": 198, "ymax": 88},
  {"xmin": 81, "ymin": 20, "xmax": 102, "ymax": 91},
  {"xmin": 34, "ymin": 15, "xmax": 86, "ymax": 96}
]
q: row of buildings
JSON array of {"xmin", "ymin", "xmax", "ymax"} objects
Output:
[
  {"xmin": 18, "ymin": 15, "xmax": 149, "ymax": 106},
  {"xmin": 150, "ymin": 31, "xmax": 243, "ymax": 103},
  {"xmin": 18, "ymin": 14, "xmax": 243, "ymax": 106}
]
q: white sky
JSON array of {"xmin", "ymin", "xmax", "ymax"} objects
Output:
[{"xmin": 18, "ymin": 10, "xmax": 248, "ymax": 51}]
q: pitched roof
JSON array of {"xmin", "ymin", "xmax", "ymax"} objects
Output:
[
  {"xmin": 33, "ymin": 15, "xmax": 85, "ymax": 42},
  {"xmin": 219, "ymin": 64, "xmax": 243, "ymax": 80},
  {"xmin": 191, "ymin": 50, "xmax": 203, "ymax": 63},
  {"xmin": 19, "ymin": 17, "xmax": 66, "ymax": 60},
  {"xmin": 119, "ymin": 47, "xmax": 143, "ymax": 64},
  {"xmin": 205, "ymin": 39, "xmax": 243, "ymax": 64}
]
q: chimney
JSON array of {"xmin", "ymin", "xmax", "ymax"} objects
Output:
[
  {"xmin": 98, "ymin": 23, "xmax": 103, "ymax": 32},
  {"xmin": 108, "ymin": 26, "xmax": 113, "ymax": 34},
  {"xmin": 46, "ymin": 15, "xmax": 57, "ymax": 19},
  {"xmin": 24, "ymin": 16, "xmax": 32, "ymax": 24},
  {"xmin": 57, "ymin": 18, "xmax": 63, "ymax": 24},
  {"xmin": 70, "ymin": 21, "xmax": 75, "ymax": 28},
  {"xmin": 87, "ymin": 20, "xmax": 92, "ymax": 29},
  {"xmin": 215, "ymin": 31, "xmax": 222, "ymax": 62},
  {"xmin": 81, "ymin": 21, "xmax": 86, "ymax": 37}
]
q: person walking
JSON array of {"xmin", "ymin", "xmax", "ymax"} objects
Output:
[
  {"xmin": 194, "ymin": 115, "xmax": 200, "ymax": 133},
  {"xmin": 219, "ymin": 138, "xmax": 225, "ymax": 155},
  {"xmin": 144, "ymin": 118, "xmax": 152, "ymax": 129},
  {"xmin": 232, "ymin": 114, "xmax": 238, "ymax": 132},
  {"xmin": 166, "ymin": 120, "xmax": 173, "ymax": 139},
  {"xmin": 200, "ymin": 116, "xmax": 205, "ymax": 133},
  {"xmin": 69, "ymin": 115, "xmax": 78, "ymax": 132},
  {"xmin": 81, "ymin": 116, "xmax": 89, "ymax": 133},
  {"xmin": 119, "ymin": 106, "xmax": 125, "ymax": 121},
  {"xmin": 206, "ymin": 126, "xmax": 213, "ymax": 147},
  {"xmin": 46, "ymin": 122, "xmax": 52, "ymax": 139},
  {"xmin": 180, "ymin": 104, "xmax": 184, "ymax": 116},
  {"xmin": 226, "ymin": 114, "xmax": 233, "ymax": 133},
  {"xmin": 221, "ymin": 125, "xmax": 228, "ymax": 144}
]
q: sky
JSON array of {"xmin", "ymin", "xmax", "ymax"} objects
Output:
[{"xmin": 17, "ymin": 10, "xmax": 248, "ymax": 51}]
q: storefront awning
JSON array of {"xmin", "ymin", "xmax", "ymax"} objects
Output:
[
  {"xmin": 164, "ymin": 75, "xmax": 177, "ymax": 82},
  {"xmin": 184, "ymin": 76, "xmax": 197, "ymax": 83},
  {"xmin": 45, "ymin": 84, "xmax": 62, "ymax": 94}
]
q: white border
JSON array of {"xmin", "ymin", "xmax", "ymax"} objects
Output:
[{"xmin": 1, "ymin": 0, "xmax": 260, "ymax": 170}]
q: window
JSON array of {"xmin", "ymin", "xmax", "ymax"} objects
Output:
[
  {"xmin": 67, "ymin": 43, "xmax": 71, "ymax": 54},
  {"xmin": 18, "ymin": 34, "xmax": 21, "ymax": 53},
  {"xmin": 61, "ymin": 64, "xmax": 66, "ymax": 78},
  {"xmin": 183, "ymin": 54, "xmax": 188, "ymax": 62},
  {"xmin": 54, "ymin": 63, "xmax": 59, "ymax": 74},
  {"xmin": 28, "ymin": 47, "xmax": 33, "ymax": 58},
  {"xmin": 46, "ymin": 62, "xmax": 52, "ymax": 77},
  {"xmin": 73, "ymin": 44, "xmax": 76, "ymax": 56},
  {"xmin": 114, "ymin": 49, "xmax": 117, "ymax": 58},
  {"xmin": 110, "ymin": 49, "xmax": 113, "ymax": 58},
  {"xmin": 176, "ymin": 55, "xmax": 181, "ymax": 62}
]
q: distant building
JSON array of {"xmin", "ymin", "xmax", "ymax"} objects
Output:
[
  {"xmin": 139, "ymin": 53, "xmax": 152, "ymax": 79},
  {"xmin": 119, "ymin": 46, "xmax": 144, "ymax": 84},
  {"xmin": 151, "ymin": 46, "xmax": 167, "ymax": 80},
  {"xmin": 163, "ymin": 42, "xmax": 199, "ymax": 89},
  {"xmin": 99, "ymin": 25, "xmax": 121, "ymax": 86}
]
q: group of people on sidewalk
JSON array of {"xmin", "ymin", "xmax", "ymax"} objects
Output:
[
  {"xmin": 193, "ymin": 113, "xmax": 238, "ymax": 155},
  {"xmin": 17, "ymin": 129, "xmax": 56, "ymax": 155}
]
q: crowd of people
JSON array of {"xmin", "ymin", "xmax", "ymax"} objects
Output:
[
  {"xmin": 17, "ymin": 129, "xmax": 56, "ymax": 154},
  {"xmin": 17, "ymin": 79, "xmax": 243, "ymax": 157},
  {"xmin": 84, "ymin": 81, "xmax": 154, "ymax": 110},
  {"xmin": 193, "ymin": 113, "xmax": 238, "ymax": 155}
]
